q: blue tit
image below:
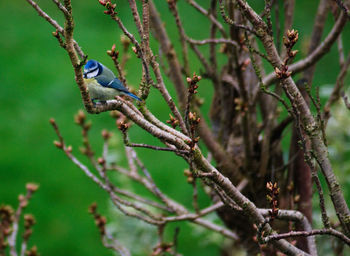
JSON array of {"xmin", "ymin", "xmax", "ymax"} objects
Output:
[{"xmin": 83, "ymin": 59, "xmax": 141, "ymax": 102}]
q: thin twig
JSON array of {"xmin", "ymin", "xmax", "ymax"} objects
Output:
[
  {"xmin": 168, "ymin": 0, "xmax": 190, "ymax": 76},
  {"xmin": 120, "ymin": 125, "xmax": 188, "ymax": 155},
  {"xmin": 264, "ymin": 228, "xmax": 350, "ymax": 246},
  {"xmin": 186, "ymin": 37, "xmax": 238, "ymax": 47},
  {"xmin": 127, "ymin": 143, "xmax": 187, "ymax": 154},
  {"xmin": 8, "ymin": 185, "xmax": 38, "ymax": 256},
  {"xmin": 52, "ymin": 0, "xmax": 69, "ymax": 15},
  {"xmin": 262, "ymin": 11, "xmax": 348, "ymax": 87},
  {"xmin": 218, "ymin": 0, "xmax": 257, "ymax": 35},
  {"xmin": 341, "ymin": 91, "xmax": 350, "ymax": 109},
  {"xmin": 186, "ymin": 0, "xmax": 227, "ymax": 37},
  {"xmin": 332, "ymin": 0, "xmax": 350, "ymax": 19},
  {"xmin": 26, "ymin": 0, "xmax": 85, "ymax": 59}
]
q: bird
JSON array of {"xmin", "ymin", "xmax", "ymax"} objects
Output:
[{"xmin": 83, "ymin": 59, "xmax": 141, "ymax": 102}]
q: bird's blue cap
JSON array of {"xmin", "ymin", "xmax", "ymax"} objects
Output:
[{"xmin": 84, "ymin": 59, "xmax": 98, "ymax": 71}]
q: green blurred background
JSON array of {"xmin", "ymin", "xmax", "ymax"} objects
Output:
[{"xmin": 0, "ymin": 1, "xmax": 349, "ymax": 255}]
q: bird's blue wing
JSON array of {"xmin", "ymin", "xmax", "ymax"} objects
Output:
[
  {"xmin": 95, "ymin": 76, "xmax": 112, "ymax": 87},
  {"xmin": 104, "ymin": 78, "xmax": 141, "ymax": 101},
  {"xmin": 106, "ymin": 78, "xmax": 129, "ymax": 93}
]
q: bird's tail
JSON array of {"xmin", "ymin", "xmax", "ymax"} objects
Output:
[{"xmin": 125, "ymin": 92, "xmax": 142, "ymax": 101}]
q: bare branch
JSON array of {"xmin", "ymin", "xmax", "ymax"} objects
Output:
[
  {"xmin": 263, "ymin": 11, "xmax": 348, "ymax": 87},
  {"xmin": 186, "ymin": 0, "xmax": 227, "ymax": 37},
  {"xmin": 8, "ymin": 184, "xmax": 39, "ymax": 256},
  {"xmin": 332, "ymin": 0, "xmax": 350, "ymax": 19},
  {"xmin": 231, "ymin": 0, "xmax": 350, "ymax": 234},
  {"xmin": 186, "ymin": 37, "xmax": 239, "ymax": 47},
  {"xmin": 264, "ymin": 228, "xmax": 350, "ymax": 246}
]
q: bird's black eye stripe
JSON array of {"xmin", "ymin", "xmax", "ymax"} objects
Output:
[{"xmin": 85, "ymin": 67, "xmax": 99, "ymax": 75}]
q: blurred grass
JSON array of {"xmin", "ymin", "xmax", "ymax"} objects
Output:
[{"xmin": 0, "ymin": 1, "xmax": 349, "ymax": 255}]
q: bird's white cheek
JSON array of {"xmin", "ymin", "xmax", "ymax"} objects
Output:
[{"xmin": 86, "ymin": 69, "xmax": 99, "ymax": 78}]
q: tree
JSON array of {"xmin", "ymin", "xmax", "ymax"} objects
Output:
[{"xmin": 24, "ymin": 0, "xmax": 350, "ymax": 255}]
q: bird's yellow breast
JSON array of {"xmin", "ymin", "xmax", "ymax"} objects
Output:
[{"xmin": 84, "ymin": 78, "xmax": 119, "ymax": 101}]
